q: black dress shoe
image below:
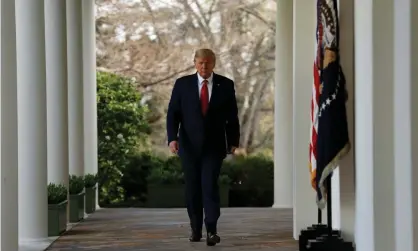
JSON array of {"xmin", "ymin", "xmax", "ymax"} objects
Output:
[
  {"xmin": 206, "ymin": 232, "xmax": 221, "ymax": 246},
  {"xmin": 189, "ymin": 231, "xmax": 202, "ymax": 242}
]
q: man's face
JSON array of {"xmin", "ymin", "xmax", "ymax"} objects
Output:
[{"xmin": 194, "ymin": 57, "xmax": 215, "ymax": 79}]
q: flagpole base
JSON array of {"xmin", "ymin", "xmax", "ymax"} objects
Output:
[
  {"xmin": 299, "ymin": 225, "xmax": 340, "ymax": 251},
  {"xmin": 306, "ymin": 235, "xmax": 354, "ymax": 251}
]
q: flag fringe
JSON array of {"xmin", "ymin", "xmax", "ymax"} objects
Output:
[{"xmin": 316, "ymin": 141, "xmax": 351, "ymax": 209}]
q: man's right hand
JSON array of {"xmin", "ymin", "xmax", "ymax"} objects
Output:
[{"xmin": 169, "ymin": 141, "xmax": 179, "ymax": 154}]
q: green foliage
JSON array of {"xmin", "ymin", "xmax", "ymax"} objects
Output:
[
  {"xmin": 120, "ymin": 152, "xmax": 160, "ymax": 202},
  {"xmin": 218, "ymin": 174, "xmax": 231, "ymax": 185},
  {"xmin": 97, "ymin": 71, "xmax": 150, "ymax": 204},
  {"xmin": 69, "ymin": 175, "xmax": 85, "ymax": 195},
  {"xmin": 149, "ymin": 156, "xmax": 229, "ymax": 185},
  {"xmin": 221, "ymin": 155, "xmax": 274, "ymax": 187},
  {"xmin": 48, "ymin": 183, "xmax": 68, "ymax": 204},
  {"xmin": 84, "ymin": 173, "xmax": 98, "ymax": 188},
  {"xmin": 221, "ymin": 155, "xmax": 274, "ymax": 207},
  {"xmin": 147, "ymin": 156, "xmax": 184, "ymax": 184},
  {"xmin": 99, "ymin": 149, "xmax": 273, "ymax": 207}
]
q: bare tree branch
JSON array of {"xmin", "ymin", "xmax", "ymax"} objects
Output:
[
  {"xmin": 138, "ymin": 65, "xmax": 196, "ymax": 87},
  {"xmin": 95, "ymin": 0, "xmax": 276, "ymax": 153},
  {"xmin": 239, "ymin": 7, "xmax": 275, "ymax": 31}
]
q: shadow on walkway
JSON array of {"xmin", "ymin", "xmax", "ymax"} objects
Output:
[{"xmin": 47, "ymin": 208, "xmax": 297, "ymax": 251}]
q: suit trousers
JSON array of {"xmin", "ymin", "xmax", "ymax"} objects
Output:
[{"xmin": 181, "ymin": 151, "xmax": 223, "ymax": 233}]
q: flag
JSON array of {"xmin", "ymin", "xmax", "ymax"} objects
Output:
[
  {"xmin": 309, "ymin": 0, "xmax": 350, "ymax": 209},
  {"xmin": 308, "ymin": 0, "xmax": 325, "ymax": 203}
]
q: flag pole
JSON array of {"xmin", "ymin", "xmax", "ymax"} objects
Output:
[
  {"xmin": 300, "ymin": 0, "xmax": 353, "ymax": 249},
  {"xmin": 326, "ymin": 177, "xmax": 332, "ymax": 236},
  {"xmin": 317, "ymin": 208, "xmax": 322, "ymax": 224}
]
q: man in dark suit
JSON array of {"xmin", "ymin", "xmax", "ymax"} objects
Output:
[{"xmin": 166, "ymin": 48, "xmax": 240, "ymax": 246}]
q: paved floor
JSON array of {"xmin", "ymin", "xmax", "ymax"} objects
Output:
[{"xmin": 47, "ymin": 208, "xmax": 298, "ymax": 251}]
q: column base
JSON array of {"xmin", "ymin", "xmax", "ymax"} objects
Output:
[
  {"xmin": 298, "ymin": 224, "xmax": 340, "ymax": 251},
  {"xmin": 306, "ymin": 234, "xmax": 354, "ymax": 251},
  {"xmin": 272, "ymin": 203, "xmax": 292, "ymax": 209},
  {"xmin": 19, "ymin": 237, "xmax": 56, "ymax": 251}
]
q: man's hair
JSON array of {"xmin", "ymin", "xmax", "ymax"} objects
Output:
[{"xmin": 194, "ymin": 48, "xmax": 216, "ymax": 63}]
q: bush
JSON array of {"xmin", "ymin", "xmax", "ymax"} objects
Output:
[
  {"xmin": 48, "ymin": 183, "xmax": 68, "ymax": 204},
  {"xmin": 146, "ymin": 155, "xmax": 231, "ymax": 185},
  {"xmin": 84, "ymin": 174, "xmax": 98, "ymax": 188},
  {"xmin": 69, "ymin": 175, "xmax": 85, "ymax": 195},
  {"xmin": 100, "ymin": 150, "xmax": 274, "ymax": 207},
  {"xmin": 221, "ymin": 155, "xmax": 274, "ymax": 207},
  {"xmin": 147, "ymin": 156, "xmax": 183, "ymax": 184},
  {"xmin": 221, "ymin": 155, "xmax": 274, "ymax": 186},
  {"xmin": 97, "ymin": 71, "xmax": 150, "ymax": 204},
  {"xmin": 219, "ymin": 174, "xmax": 231, "ymax": 185},
  {"xmin": 120, "ymin": 152, "xmax": 160, "ymax": 202}
]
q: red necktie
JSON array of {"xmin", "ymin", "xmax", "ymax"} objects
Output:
[{"xmin": 200, "ymin": 80, "xmax": 209, "ymax": 115}]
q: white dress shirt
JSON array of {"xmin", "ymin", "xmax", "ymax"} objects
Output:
[{"xmin": 197, "ymin": 72, "xmax": 213, "ymax": 100}]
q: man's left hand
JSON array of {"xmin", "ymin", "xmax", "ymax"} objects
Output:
[{"xmin": 230, "ymin": 146, "xmax": 237, "ymax": 154}]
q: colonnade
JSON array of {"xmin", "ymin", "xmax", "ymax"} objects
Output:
[
  {"xmin": 0, "ymin": 0, "xmax": 97, "ymax": 249},
  {"xmin": 273, "ymin": 1, "xmax": 418, "ymax": 251},
  {"xmin": 1, "ymin": 0, "xmax": 417, "ymax": 251}
]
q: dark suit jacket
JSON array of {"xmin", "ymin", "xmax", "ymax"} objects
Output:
[{"xmin": 166, "ymin": 73, "xmax": 240, "ymax": 158}]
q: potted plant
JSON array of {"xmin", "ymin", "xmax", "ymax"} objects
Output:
[
  {"xmin": 69, "ymin": 175, "xmax": 85, "ymax": 222},
  {"xmin": 84, "ymin": 173, "xmax": 97, "ymax": 214},
  {"xmin": 48, "ymin": 183, "xmax": 68, "ymax": 236}
]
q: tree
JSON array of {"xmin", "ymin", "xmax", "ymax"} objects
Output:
[
  {"xmin": 97, "ymin": 71, "xmax": 150, "ymax": 204},
  {"xmin": 95, "ymin": 0, "xmax": 276, "ymax": 154}
]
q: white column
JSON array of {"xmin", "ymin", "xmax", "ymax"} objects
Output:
[
  {"xmin": 1, "ymin": 0, "xmax": 19, "ymax": 249},
  {"xmin": 393, "ymin": 0, "xmax": 418, "ymax": 250},
  {"xmin": 292, "ymin": 0, "xmax": 317, "ymax": 239},
  {"xmin": 67, "ymin": 0, "xmax": 84, "ymax": 177},
  {"xmin": 82, "ymin": 0, "xmax": 99, "ymax": 207},
  {"xmin": 330, "ymin": 168, "xmax": 340, "ymax": 229},
  {"xmin": 16, "ymin": 0, "xmax": 48, "ymax": 240},
  {"xmin": 354, "ymin": 0, "xmax": 395, "ymax": 250},
  {"xmin": 273, "ymin": 0, "xmax": 293, "ymax": 209},
  {"xmin": 337, "ymin": 0, "xmax": 355, "ymax": 241},
  {"xmin": 45, "ymin": 0, "xmax": 69, "ymax": 188}
]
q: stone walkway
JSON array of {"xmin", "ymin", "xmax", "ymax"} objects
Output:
[{"xmin": 47, "ymin": 208, "xmax": 298, "ymax": 251}]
